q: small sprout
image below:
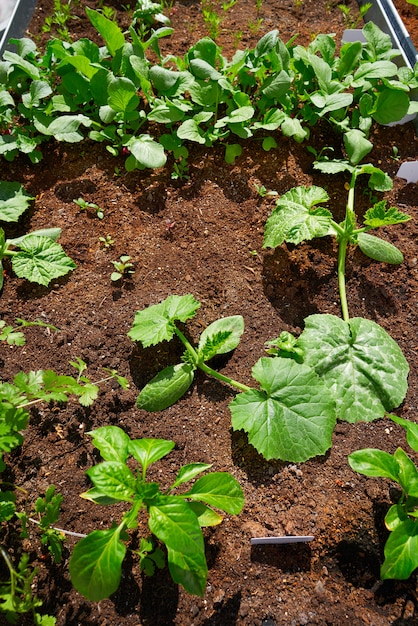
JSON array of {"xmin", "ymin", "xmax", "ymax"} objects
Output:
[
  {"xmin": 99, "ymin": 235, "xmax": 115, "ymax": 248},
  {"xmin": 391, "ymin": 146, "xmax": 400, "ymax": 161},
  {"xmin": 73, "ymin": 198, "xmax": 104, "ymax": 220},
  {"xmin": 164, "ymin": 218, "xmax": 176, "ymax": 231},
  {"xmin": 111, "ymin": 255, "xmax": 135, "ymax": 281},
  {"xmin": 254, "ymin": 183, "xmax": 278, "ymax": 198}
]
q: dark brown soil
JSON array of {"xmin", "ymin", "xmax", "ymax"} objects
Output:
[{"xmin": 1, "ymin": 1, "xmax": 418, "ymax": 625}]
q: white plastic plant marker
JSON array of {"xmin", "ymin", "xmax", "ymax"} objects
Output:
[
  {"xmin": 396, "ymin": 162, "xmax": 418, "ymax": 184},
  {"xmin": 251, "ymin": 536, "xmax": 314, "ymax": 545}
]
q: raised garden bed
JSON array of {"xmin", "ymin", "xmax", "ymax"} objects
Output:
[{"xmin": 1, "ymin": 1, "xmax": 418, "ymax": 625}]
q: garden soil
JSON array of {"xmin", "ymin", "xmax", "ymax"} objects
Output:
[{"xmin": 1, "ymin": 1, "xmax": 418, "ymax": 624}]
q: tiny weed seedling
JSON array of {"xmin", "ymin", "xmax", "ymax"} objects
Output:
[
  {"xmin": 69, "ymin": 426, "xmax": 245, "ymax": 600},
  {"xmin": 111, "ymin": 255, "xmax": 135, "ymax": 281},
  {"xmin": 0, "ymin": 318, "xmax": 58, "ymax": 346},
  {"xmin": 349, "ymin": 414, "xmax": 418, "ymax": 580},
  {"xmin": 73, "ymin": 197, "xmax": 104, "ymax": 220},
  {"xmin": 99, "ymin": 234, "xmax": 115, "ymax": 248},
  {"xmin": 338, "ymin": 2, "xmax": 372, "ymax": 29}
]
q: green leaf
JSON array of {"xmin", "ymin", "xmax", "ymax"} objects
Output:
[
  {"xmin": 225, "ymin": 143, "xmax": 242, "ymax": 164},
  {"xmin": 137, "ymin": 363, "xmax": 195, "ymax": 411},
  {"xmin": 230, "ymin": 357, "xmax": 336, "ymax": 462},
  {"xmin": 313, "ymin": 159, "xmax": 354, "ymax": 176},
  {"xmin": 348, "ymin": 449, "xmax": 399, "ymax": 481},
  {"xmin": 171, "ymin": 463, "xmax": 212, "ymax": 489},
  {"xmin": 86, "ymin": 462, "xmax": 136, "ymax": 501},
  {"xmin": 126, "ymin": 135, "xmax": 167, "ymax": 169},
  {"xmin": 0, "ymin": 181, "xmax": 34, "ymax": 223},
  {"xmin": 128, "ymin": 438, "xmax": 175, "ymax": 473},
  {"xmin": 148, "ymin": 495, "xmax": 207, "ymax": 596},
  {"xmin": 344, "ymin": 129, "xmax": 373, "ymax": 165},
  {"xmin": 107, "ymin": 77, "xmax": 140, "ymax": 113},
  {"xmin": 11, "ymin": 236, "xmax": 76, "ymax": 286},
  {"xmin": 128, "ymin": 294, "xmax": 200, "ymax": 346},
  {"xmin": 188, "ymin": 501, "xmax": 223, "ymax": 526},
  {"xmin": 184, "ymin": 472, "xmax": 245, "ymax": 514},
  {"xmin": 197, "ymin": 316, "xmax": 244, "ymax": 362},
  {"xmin": 86, "ymin": 7, "xmax": 125, "ymax": 56},
  {"xmin": 363, "ymin": 201, "xmax": 411, "ymax": 228},
  {"xmin": 189, "ymin": 58, "xmax": 222, "ymax": 80},
  {"xmin": 373, "ymin": 88, "xmax": 410, "ymax": 125},
  {"xmin": 32, "ymin": 114, "xmax": 91, "ymax": 142},
  {"xmin": 88, "ymin": 426, "xmax": 131, "ymax": 463},
  {"xmin": 381, "ymin": 519, "xmax": 418, "ymax": 579},
  {"xmin": 394, "ymin": 447, "xmax": 418, "ymax": 497},
  {"xmin": 69, "ymin": 526, "xmax": 127, "ymax": 601},
  {"xmin": 389, "ymin": 415, "xmax": 418, "ymax": 452},
  {"xmin": 357, "ymin": 232, "xmax": 404, "ymax": 264},
  {"xmin": 177, "ymin": 118, "xmax": 207, "ymax": 144},
  {"xmin": 298, "ymin": 315, "xmax": 409, "ymax": 423},
  {"xmin": 263, "ymin": 186, "xmax": 331, "ymax": 248}
]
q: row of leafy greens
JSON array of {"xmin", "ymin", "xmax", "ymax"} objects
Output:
[{"xmin": 1, "ymin": 8, "xmax": 418, "ymax": 170}]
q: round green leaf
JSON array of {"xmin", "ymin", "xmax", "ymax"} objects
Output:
[
  {"xmin": 298, "ymin": 315, "xmax": 409, "ymax": 423},
  {"xmin": 230, "ymin": 357, "xmax": 336, "ymax": 462}
]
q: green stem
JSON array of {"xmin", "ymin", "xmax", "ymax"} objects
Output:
[
  {"xmin": 174, "ymin": 326, "xmax": 252, "ymax": 393},
  {"xmin": 337, "ymin": 170, "xmax": 358, "ymax": 322},
  {"xmin": 338, "ymin": 237, "xmax": 349, "ymax": 322},
  {"xmin": 198, "ymin": 361, "xmax": 252, "ymax": 393}
]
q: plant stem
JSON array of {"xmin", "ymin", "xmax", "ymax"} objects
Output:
[
  {"xmin": 198, "ymin": 361, "xmax": 252, "ymax": 393},
  {"xmin": 174, "ymin": 326, "xmax": 252, "ymax": 392},
  {"xmin": 337, "ymin": 170, "xmax": 358, "ymax": 322}
]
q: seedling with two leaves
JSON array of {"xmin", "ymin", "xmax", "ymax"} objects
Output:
[{"xmin": 69, "ymin": 425, "xmax": 245, "ymax": 600}]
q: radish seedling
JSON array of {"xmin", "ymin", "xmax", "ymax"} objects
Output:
[{"xmin": 69, "ymin": 425, "xmax": 245, "ymax": 600}]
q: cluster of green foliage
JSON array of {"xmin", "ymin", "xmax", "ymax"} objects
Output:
[
  {"xmin": 0, "ymin": 181, "xmax": 75, "ymax": 291},
  {"xmin": 1, "ymin": 9, "xmax": 418, "ymax": 173},
  {"xmin": 0, "ymin": 361, "xmax": 129, "ymax": 622},
  {"xmin": 69, "ymin": 426, "xmax": 245, "ymax": 600},
  {"xmin": 349, "ymin": 415, "xmax": 418, "ymax": 580}
]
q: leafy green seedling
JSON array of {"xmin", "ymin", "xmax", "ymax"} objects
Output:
[
  {"xmin": 73, "ymin": 198, "xmax": 104, "ymax": 219},
  {"xmin": 18, "ymin": 486, "xmax": 65, "ymax": 564},
  {"xmin": 0, "ymin": 228, "xmax": 76, "ymax": 291},
  {"xmin": 99, "ymin": 234, "xmax": 115, "ymax": 248},
  {"xmin": 129, "ymin": 294, "xmax": 337, "ymax": 462},
  {"xmin": 254, "ymin": 183, "xmax": 278, "ymax": 198},
  {"xmin": 264, "ymin": 158, "xmax": 410, "ymax": 322},
  {"xmin": 111, "ymin": 255, "xmax": 135, "ymax": 281},
  {"xmin": 69, "ymin": 425, "xmax": 245, "ymax": 599},
  {"xmin": 0, "ymin": 549, "xmax": 56, "ymax": 625},
  {"xmin": 0, "ymin": 363, "xmax": 129, "ymax": 471},
  {"xmin": 0, "ymin": 318, "xmax": 58, "ymax": 346},
  {"xmin": 349, "ymin": 414, "xmax": 418, "ymax": 580},
  {"xmin": 338, "ymin": 2, "xmax": 371, "ymax": 29}
]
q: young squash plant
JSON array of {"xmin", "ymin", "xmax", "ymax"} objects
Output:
[
  {"xmin": 348, "ymin": 414, "xmax": 418, "ymax": 580},
  {"xmin": 128, "ymin": 294, "xmax": 337, "ymax": 463},
  {"xmin": 0, "ymin": 181, "xmax": 76, "ymax": 290},
  {"xmin": 69, "ymin": 425, "xmax": 245, "ymax": 600}
]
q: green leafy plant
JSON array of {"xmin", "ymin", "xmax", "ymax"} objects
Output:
[
  {"xmin": 338, "ymin": 2, "xmax": 372, "ymax": 29},
  {"xmin": 0, "ymin": 228, "xmax": 76, "ymax": 291},
  {"xmin": 0, "ymin": 181, "xmax": 75, "ymax": 290},
  {"xmin": 0, "ymin": 318, "xmax": 58, "ymax": 346},
  {"xmin": 349, "ymin": 414, "xmax": 418, "ymax": 580},
  {"xmin": 99, "ymin": 234, "xmax": 115, "ymax": 248},
  {"xmin": 41, "ymin": 0, "xmax": 80, "ymax": 42},
  {"xmin": 0, "ymin": 548, "xmax": 56, "ymax": 625},
  {"xmin": 73, "ymin": 197, "xmax": 104, "ymax": 219},
  {"xmin": 110, "ymin": 255, "xmax": 135, "ymax": 281},
  {"xmin": 128, "ymin": 294, "xmax": 337, "ymax": 462},
  {"xmin": 68, "ymin": 425, "xmax": 245, "ymax": 600}
]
